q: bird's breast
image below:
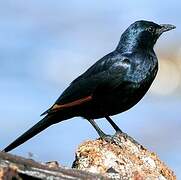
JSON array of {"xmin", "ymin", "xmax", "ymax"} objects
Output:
[
  {"xmin": 99, "ymin": 59, "xmax": 158, "ymax": 116},
  {"xmin": 127, "ymin": 54, "xmax": 158, "ymax": 84}
]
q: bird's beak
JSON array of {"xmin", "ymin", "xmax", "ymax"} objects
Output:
[{"xmin": 158, "ymin": 24, "xmax": 176, "ymax": 34}]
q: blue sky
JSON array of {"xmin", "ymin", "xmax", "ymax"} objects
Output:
[{"xmin": 0, "ymin": 0, "xmax": 181, "ymax": 178}]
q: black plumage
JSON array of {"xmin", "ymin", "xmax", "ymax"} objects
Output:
[{"xmin": 3, "ymin": 20, "xmax": 175, "ymax": 152}]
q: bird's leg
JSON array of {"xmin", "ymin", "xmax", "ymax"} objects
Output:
[
  {"xmin": 88, "ymin": 119, "xmax": 112, "ymax": 140},
  {"xmin": 105, "ymin": 116, "xmax": 139, "ymax": 146},
  {"xmin": 105, "ymin": 116, "xmax": 123, "ymax": 133}
]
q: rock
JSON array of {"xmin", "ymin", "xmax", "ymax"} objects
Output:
[{"xmin": 73, "ymin": 132, "xmax": 176, "ymax": 180}]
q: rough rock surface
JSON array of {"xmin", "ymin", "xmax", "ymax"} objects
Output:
[
  {"xmin": 0, "ymin": 151, "xmax": 106, "ymax": 179},
  {"xmin": 73, "ymin": 132, "xmax": 176, "ymax": 180}
]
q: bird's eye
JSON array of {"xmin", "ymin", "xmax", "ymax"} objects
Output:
[{"xmin": 147, "ymin": 26, "xmax": 155, "ymax": 33}]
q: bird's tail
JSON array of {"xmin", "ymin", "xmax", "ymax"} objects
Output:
[{"xmin": 3, "ymin": 115, "xmax": 55, "ymax": 152}]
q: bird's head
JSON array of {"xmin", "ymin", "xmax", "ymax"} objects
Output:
[{"xmin": 117, "ymin": 20, "xmax": 176, "ymax": 52}]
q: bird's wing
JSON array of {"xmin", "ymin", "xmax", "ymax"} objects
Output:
[{"xmin": 41, "ymin": 51, "xmax": 131, "ymax": 115}]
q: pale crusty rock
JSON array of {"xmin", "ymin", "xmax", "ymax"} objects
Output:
[{"xmin": 73, "ymin": 132, "xmax": 176, "ymax": 180}]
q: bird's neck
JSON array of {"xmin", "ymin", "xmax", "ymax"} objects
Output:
[{"xmin": 116, "ymin": 33, "xmax": 154, "ymax": 53}]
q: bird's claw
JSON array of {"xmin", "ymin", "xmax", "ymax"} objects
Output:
[
  {"xmin": 100, "ymin": 131, "xmax": 125, "ymax": 145},
  {"xmin": 100, "ymin": 134, "xmax": 113, "ymax": 143},
  {"xmin": 100, "ymin": 133, "xmax": 122, "ymax": 144}
]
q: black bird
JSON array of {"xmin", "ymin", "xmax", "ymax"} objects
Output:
[{"xmin": 3, "ymin": 20, "xmax": 175, "ymax": 152}]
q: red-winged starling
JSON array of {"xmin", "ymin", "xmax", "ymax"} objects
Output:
[{"xmin": 3, "ymin": 20, "xmax": 175, "ymax": 152}]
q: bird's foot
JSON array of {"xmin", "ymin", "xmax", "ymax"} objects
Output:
[
  {"xmin": 99, "ymin": 133, "xmax": 113, "ymax": 143},
  {"xmin": 100, "ymin": 131, "xmax": 130, "ymax": 146},
  {"xmin": 100, "ymin": 131, "xmax": 132, "ymax": 145},
  {"xmin": 99, "ymin": 133, "xmax": 122, "ymax": 144},
  {"xmin": 113, "ymin": 131, "xmax": 140, "ymax": 146},
  {"xmin": 97, "ymin": 128, "xmax": 141, "ymax": 147}
]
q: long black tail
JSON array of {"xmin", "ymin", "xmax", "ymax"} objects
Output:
[{"xmin": 3, "ymin": 115, "xmax": 54, "ymax": 152}]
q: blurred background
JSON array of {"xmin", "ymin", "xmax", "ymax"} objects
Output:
[{"xmin": 0, "ymin": 0, "xmax": 180, "ymax": 178}]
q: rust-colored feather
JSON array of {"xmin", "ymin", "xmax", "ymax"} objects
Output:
[{"xmin": 51, "ymin": 95, "xmax": 92, "ymax": 111}]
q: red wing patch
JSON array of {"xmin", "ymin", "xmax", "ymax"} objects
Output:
[{"xmin": 51, "ymin": 95, "xmax": 92, "ymax": 111}]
